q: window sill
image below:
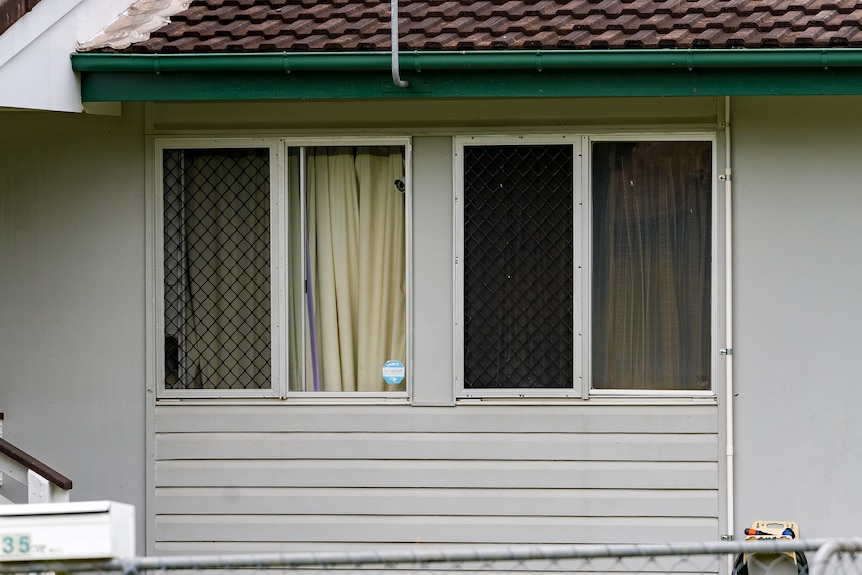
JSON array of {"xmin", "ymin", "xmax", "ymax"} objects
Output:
[
  {"xmin": 455, "ymin": 394, "xmax": 718, "ymax": 406},
  {"xmin": 155, "ymin": 394, "xmax": 411, "ymax": 406}
]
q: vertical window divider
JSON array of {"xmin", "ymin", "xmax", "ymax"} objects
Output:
[
  {"xmin": 578, "ymin": 136, "xmax": 590, "ymax": 400},
  {"xmin": 154, "ymin": 142, "xmax": 167, "ymax": 398},
  {"xmin": 275, "ymin": 142, "xmax": 288, "ymax": 399},
  {"xmin": 404, "ymin": 138, "xmax": 415, "ymax": 401},
  {"xmin": 452, "ymin": 140, "xmax": 466, "ymax": 394}
]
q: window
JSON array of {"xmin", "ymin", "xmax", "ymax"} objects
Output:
[
  {"xmin": 455, "ymin": 136, "xmax": 714, "ymax": 397},
  {"xmin": 158, "ymin": 140, "xmax": 409, "ymax": 398}
]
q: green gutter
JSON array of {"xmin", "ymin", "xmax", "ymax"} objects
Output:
[
  {"xmin": 71, "ymin": 48, "xmax": 862, "ymax": 101},
  {"xmin": 72, "ymin": 48, "xmax": 862, "ymax": 73}
]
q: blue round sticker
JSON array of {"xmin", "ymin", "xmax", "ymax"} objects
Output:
[{"xmin": 382, "ymin": 360, "xmax": 406, "ymax": 385}]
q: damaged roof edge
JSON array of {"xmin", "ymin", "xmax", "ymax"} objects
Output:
[{"xmin": 70, "ymin": 48, "xmax": 862, "ymax": 100}]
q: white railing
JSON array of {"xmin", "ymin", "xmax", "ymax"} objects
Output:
[{"xmin": 0, "ymin": 415, "xmax": 72, "ymax": 504}]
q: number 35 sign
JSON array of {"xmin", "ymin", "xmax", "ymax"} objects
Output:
[
  {"xmin": 0, "ymin": 534, "xmax": 31, "ymax": 556},
  {"xmin": 0, "ymin": 501, "xmax": 134, "ymax": 562}
]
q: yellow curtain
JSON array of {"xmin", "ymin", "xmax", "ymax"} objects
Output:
[
  {"xmin": 355, "ymin": 149, "xmax": 407, "ymax": 391},
  {"xmin": 298, "ymin": 146, "xmax": 406, "ymax": 392}
]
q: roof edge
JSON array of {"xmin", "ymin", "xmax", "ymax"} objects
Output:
[{"xmin": 71, "ymin": 48, "xmax": 862, "ymax": 74}]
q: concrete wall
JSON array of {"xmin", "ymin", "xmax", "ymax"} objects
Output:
[
  {"xmin": 732, "ymin": 96, "xmax": 862, "ymax": 538},
  {"xmin": 0, "ymin": 104, "xmax": 147, "ymax": 551}
]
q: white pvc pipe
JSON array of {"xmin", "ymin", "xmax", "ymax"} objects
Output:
[{"xmin": 724, "ymin": 94, "xmax": 735, "ymax": 547}]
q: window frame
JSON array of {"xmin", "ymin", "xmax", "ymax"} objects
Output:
[
  {"xmin": 453, "ymin": 133, "xmax": 718, "ymax": 400},
  {"xmin": 154, "ymin": 137, "xmax": 413, "ymax": 400}
]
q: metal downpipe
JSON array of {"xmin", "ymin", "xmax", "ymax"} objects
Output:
[{"xmin": 390, "ymin": 0, "xmax": 409, "ymax": 88}]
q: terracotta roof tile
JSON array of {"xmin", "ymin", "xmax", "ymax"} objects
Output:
[
  {"xmin": 78, "ymin": 0, "xmax": 862, "ymax": 53},
  {"xmin": 0, "ymin": 0, "xmax": 41, "ymax": 36}
]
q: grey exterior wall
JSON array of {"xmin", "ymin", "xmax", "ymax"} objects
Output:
[
  {"xmin": 145, "ymin": 98, "xmax": 725, "ymax": 554},
  {"xmin": 0, "ymin": 105, "xmax": 148, "ymax": 551},
  {"xmin": 4, "ymin": 94, "xmax": 861, "ymax": 555},
  {"xmin": 732, "ymin": 96, "xmax": 862, "ymax": 538}
]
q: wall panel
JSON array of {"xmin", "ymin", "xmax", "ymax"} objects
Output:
[{"xmin": 153, "ymin": 404, "xmax": 719, "ymax": 550}]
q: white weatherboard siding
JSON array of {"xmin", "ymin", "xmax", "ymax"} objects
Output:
[{"xmin": 152, "ymin": 404, "xmax": 719, "ymax": 551}]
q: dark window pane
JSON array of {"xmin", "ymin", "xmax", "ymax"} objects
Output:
[
  {"xmin": 163, "ymin": 148, "xmax": 272, "ymax": 390},
  {"xmin": 592, "ymin": 141, "xmax": 712, "ymax": 390},
  {"xmin": 463, "ymin": 145, "xmax": 574, "ymax": 389}
]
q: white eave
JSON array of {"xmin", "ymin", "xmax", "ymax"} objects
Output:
[{"xmin": 0, "ymin": 0, "xmax": 143, "ymax": 112}]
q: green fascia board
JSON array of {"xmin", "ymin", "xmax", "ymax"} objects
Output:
[{"xmin": 71, "ymin": 49, "xmax": 862, "ymax": 101}]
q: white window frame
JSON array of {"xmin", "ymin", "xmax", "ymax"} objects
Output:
[
  {"xmin": 154, "ymin": 137, "xmax": 412, "ymax": 400},
  {"xmin": 454, "ymin": 133, "xmax": 718, "ymax": 400}
]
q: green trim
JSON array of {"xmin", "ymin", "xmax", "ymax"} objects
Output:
[
  {"xmin": 71, "ymin": 49, "xmax": 862, "ymax": 101},
  {"xmin": 71, "ymin": 49, "xmax": 862, "ymax": 72}
]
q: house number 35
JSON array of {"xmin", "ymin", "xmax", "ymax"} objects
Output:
[{"xmin": 1, "ymin": 534, "xmax": 31, "ymax": 555}]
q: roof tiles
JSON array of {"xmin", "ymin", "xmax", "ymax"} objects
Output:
[
  {"xmin": 0, "ymin": 0, "xmax": 41, "ymax": 36},
  {"xmin": 78, "ymin": 0, "xmax": 862, "ymax": 53}
]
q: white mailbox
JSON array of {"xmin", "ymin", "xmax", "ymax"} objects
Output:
[{"xmin": 0, "ymin": 501, "xmax": 134, "ymax": 562}]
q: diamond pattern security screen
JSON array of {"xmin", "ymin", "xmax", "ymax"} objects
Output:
[
  {"xmin": 163, "ymin": 149, "xmax": 272, "ymax": 390},
  {"xmin": 463, "ymin": 145, "xmax": 574, "ymax": 389}
]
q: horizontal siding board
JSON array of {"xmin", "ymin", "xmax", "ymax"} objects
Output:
[
  {"xmin": 156, "ymin": 460, "xmax": 718, "ymax": 489},
  {"xmin": 154, "ymin": 405, "xmax": 718, "ymax": 434},
  {"xmin": 155, "ymin": 515, "xmax": 718, "ymax": 544},
  {"xmin": 156, "ymin": 432, "xmax": 718, "ymax": 462},
  {"xmin": 154, "ymin": 487, "xmax": 719, "ymax": 517},
  {"xmin": 153, "ymin": 404, "xmax": 720, "ymax": 552}
]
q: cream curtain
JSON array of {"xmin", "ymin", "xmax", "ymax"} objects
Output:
[
  {"xmin": 293, "ymin": 146, "xmax": 406, "ymax": 392},
  {"xmin": 591, "ymin": 141, "xmax": 711, "ymax": 390}
]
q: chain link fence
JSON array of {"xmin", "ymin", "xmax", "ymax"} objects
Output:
[
  {"xmin": 3, "ymin": 539, "xmax": 860, "ymax": 575},
  {"xmin": 810, "ymin": 540, "xmax": 862, "ymax": 575}
]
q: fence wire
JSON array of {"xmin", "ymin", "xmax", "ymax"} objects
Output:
[{"xmin": 2, "ymin": 539, "xmax": 857, "ymax": 575}]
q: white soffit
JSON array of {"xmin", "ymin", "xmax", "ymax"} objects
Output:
[{"xmin": 0, "ymin": 0, "xmax": 140, "ymax": 111}]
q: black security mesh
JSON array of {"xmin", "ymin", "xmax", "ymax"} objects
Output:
[
  {"xmin": 163, "ymin": 149, "xmax": 271, "ymax": 390},
  {"xmin": 463, "ymin": 145, "xmax": 574, "ymax": 389}
]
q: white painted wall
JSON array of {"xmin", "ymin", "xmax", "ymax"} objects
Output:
[
  {"xmin": 732, "ymin": 95, "xmax": 862, "ymax": 538},
  {"xmin": 0, "ymin": 0, "xmax": 133, "ymax": 112},
  {"xmin": 0, "ymin": 105, "xmax": 147, "ymax": 551}
]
